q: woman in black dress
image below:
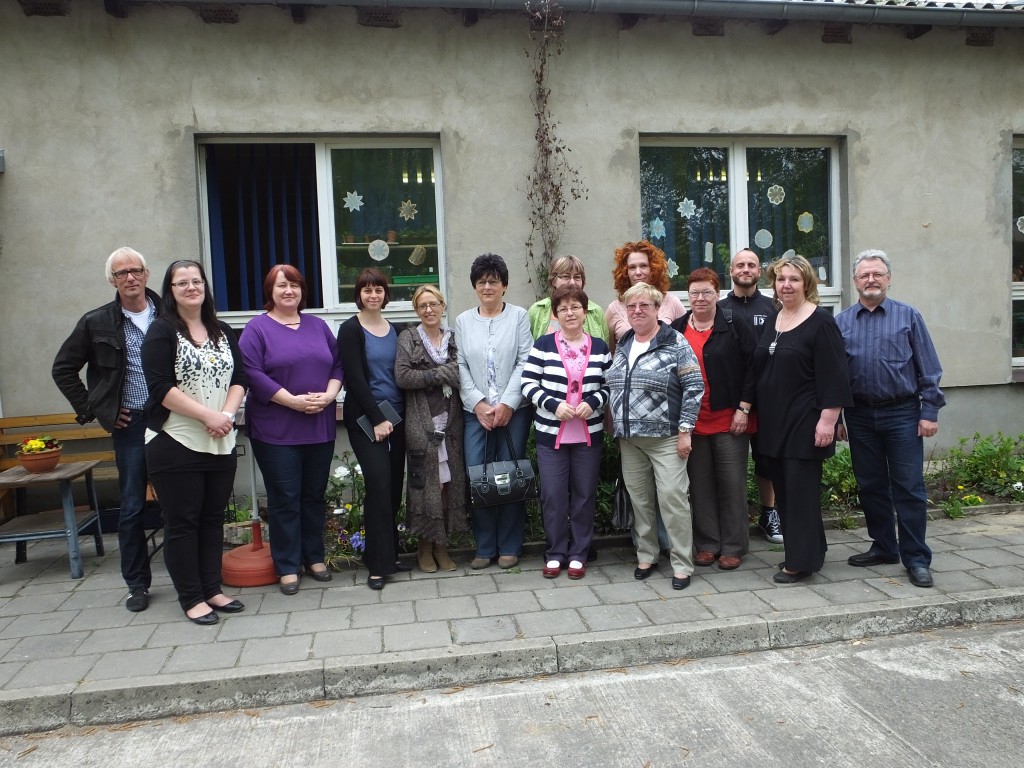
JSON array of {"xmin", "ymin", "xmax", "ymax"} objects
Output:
[{"xmin": 753, "ymin": 254, "xmax": 852, "ymax": 584}]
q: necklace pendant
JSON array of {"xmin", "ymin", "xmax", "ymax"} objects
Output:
[{"xmin": 768, "ymin": 341, "xmax": 777, "ymax": 356}]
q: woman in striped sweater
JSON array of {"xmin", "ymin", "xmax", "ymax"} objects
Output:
[{"xmin": 521, "ymin": 285, "xmax": 611, "ymax": 580}]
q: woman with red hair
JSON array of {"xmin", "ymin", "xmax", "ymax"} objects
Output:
[
  {"xmin": 240, "ymin": 265, "xmax": 344, "ymax": 595},
  {"xmin": 605, "ymin": 240, "xmax": 686, "ymax": 353}
]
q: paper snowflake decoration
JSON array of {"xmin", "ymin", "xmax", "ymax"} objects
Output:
[
  {"xmin": 649, "ymin": 217, "xmax": 666, "ymax": 240},
  {"xmin": 754, "ymin": 229, "xmax": 773, "ymax": 249},
  {"xmin": 782, "ymin": 249, "xmax": 796, "ymax": 260},
  {"xmin": 342, "ymin": 191, "xmax": 364, "ymax": 212},
  {"xmin": 676, "ymin": 198, "xmax": 696, "ymax": 219},
  {"xmin": 1017, "ymin": 216, "xmax": 1024, "ymax": 234},
  {"xmin": 767, "ymin": 185, "xmax": 785, "ymax": 205},
  {"xmin": 667, "ymin": 258, "xmax": 679, "ymax": 278},
  {"xmin": 796, "ymin": 212, "xmax": 814, "ymax": 233},
  {"xmin": 368, "ymin": 239, "xmax": 390, "ymax": 262},
  {"xmin": 399, "ymin": 200, "xmax": 418, "ymax": 221}
]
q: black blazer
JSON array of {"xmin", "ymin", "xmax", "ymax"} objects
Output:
[{"xmin": 672, "ymin": 308, "xmax": 757, "ymax": 412}]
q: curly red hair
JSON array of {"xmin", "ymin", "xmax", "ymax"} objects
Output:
[{"xmin": 612, "ymin": 240, "xmax": 671, "ymax": 296}]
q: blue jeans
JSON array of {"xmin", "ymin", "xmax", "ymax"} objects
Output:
[
  {"xmin": 463, "ymin": 407, "xmax": 532, "ymax": 558},
  {"xmin": 251, "ymin": 439, "xmax": 335, "ymax": 577},
  {"xmin": 111, "ymin": 411, "xmax": 151, "ymax": 590},
  {"xmin": 845, "ymin": 400, "xmax": 932, "ymax": 569}
]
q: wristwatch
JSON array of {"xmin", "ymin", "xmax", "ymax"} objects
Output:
[
  {"xmin": 737, "ymin": 406, "xmax": 751, "ymax": 415},
  {"xmin": 221, "ymin": 411, "xmax": 236, "ymax": 422},
  {"xmin": 678, "ymin": 426, "xmax": 692, "ymax": 435}
]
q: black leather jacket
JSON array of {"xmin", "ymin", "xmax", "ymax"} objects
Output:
[{"xmin": 51, "ymin": 288, "xmax": 162, "ymax": 431}]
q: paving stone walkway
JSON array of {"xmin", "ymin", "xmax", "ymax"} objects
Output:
[{"xmin": 2, "ymin": 508, "xmax": 1023, "ymax": 736}]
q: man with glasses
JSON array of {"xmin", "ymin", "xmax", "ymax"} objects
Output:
[
  {"xmin": 53, "ymin": 247, "xmax": 161, "ymax": 611},
  {"xmin": 837, "ymin": 249, "xmax": 944, "ymax": 588},
  {"xmin": 718, "ymin": 249, "xmax": 783, "ymax": 544}
]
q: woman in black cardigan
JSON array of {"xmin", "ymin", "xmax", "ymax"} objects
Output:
[
  {"xmin": 337, "ymin": 268, "xmax": 408, "ymax": 590},
  {"xmin": 671, "ymin": 267, "xmax": 757, "ymax": 571}
]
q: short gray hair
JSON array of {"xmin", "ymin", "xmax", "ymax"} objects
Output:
[
  {"xmin": 622, "ymin": 281, "xmax": 663, "ymax": 308},
  {"xmin": 852, "ymin": 249, "xmax": 891, "ymax": 276},
  {"xmin": 105, "ymin": 246, "xmax": 148, "ymax": 282}
]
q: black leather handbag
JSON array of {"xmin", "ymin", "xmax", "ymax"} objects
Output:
[
  {"xmin": 468, "ymin": 426, "xmax": 538, "ymax": 508},
  {"xmin": 611, "ymin": 470, "xmax": 634, "ymax": 530}
]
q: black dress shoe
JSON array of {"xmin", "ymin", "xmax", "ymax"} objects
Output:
[
  {"xmin": 304, "ymin": 567, "xmax": 333, "ymax": 583},
  {"xmin": 367, "ymin": 575, "xmax": 385, "ymax": 590},
  {"xmin": 907, "ymin": 566, "xmax": 934, "ymax": 588},
  {"xmin": 848, "ymin": 551, "xmax": 900, "ymax": 567},
  {"xmin": 634, "ymin": 563, "xmax": 658, "ymax": 580},
  {"xmin": 671, "ymin": 575, "xmax": 691, "ymax": 590},
  {"xmin": 394, "ymin": 561, "xmax": 413, "ymax": 572},
  {"xmin": 187, "ymin": 611, "xmax": 219, "ymax": 626},
  {"xmin": 773, "ymin": 570, "xmax": 811, "ymax": 584},
  {"xmin": 210, "ymin": 599, "xmax": 245, "ymax": 613}
]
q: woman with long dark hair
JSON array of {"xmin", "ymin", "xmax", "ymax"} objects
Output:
[{"xmin": 141, "ymin": 260, "xmax": 248, "ymax": 625}]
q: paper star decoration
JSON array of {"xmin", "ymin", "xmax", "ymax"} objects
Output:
[
  {"xmin": 342, "ymin": 191, "xmax": 364, "ymax": 212},
  {"xmin": 399, "ymin": 200, "xmax": 418, "ymax": 221},
  {"xmin": 677, "ymin": 198, "xmax": 696, "ymax": 219},
  {"xmin": 667, "ymin": 258, "xmax": 679, "ymax": 278},
  {"xmin": 649, "ymin": 217, "xmax": 666, "ymax": 240}
]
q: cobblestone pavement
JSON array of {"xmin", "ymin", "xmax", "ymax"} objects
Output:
[{"xmin": 2, "ymin": 509, "xmax": 1023, "ymax": 735}]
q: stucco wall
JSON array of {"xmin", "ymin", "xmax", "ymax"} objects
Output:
[{"xmin": 1, "ymin": 2, "xmax": 1022, "ymax": 447}]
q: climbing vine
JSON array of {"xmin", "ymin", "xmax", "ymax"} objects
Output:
[{"xmin": 524, "ymin": 0, "xmax": 588, "ymax": 298}]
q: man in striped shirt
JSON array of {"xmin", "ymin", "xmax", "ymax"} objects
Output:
[{"xmin": 836, "ymin": 249, "xmax": 945, "ymax": 589}]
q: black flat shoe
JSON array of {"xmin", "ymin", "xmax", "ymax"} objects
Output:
[
  {"xmin": 367, "ymin": 575, "xmax": 385, "ymax": 590},
  {"xmin": 187, "ymin": 611, "xmax": 219, "ymax": 626},
  {"xmin": 280, "ymin": 577, "xmax": 300, "ymax": 596},
  {"xmin": 304, "ymin": 567, "xmax": 333, "ymax": 583},
  {"xmin": 210, "ymin": 599, "xmax": 245, "ymax": 613},
  {"xmin": 394, "ymin": 561, "xmax": 413, "ymax": 572},
  {"xmin": 671, "ymin": 575, "xmax": 691, "ymax": 590},
  {"xmin": 634, "ymin": 563, "xmax": 658, "ymax": 580},
  {"xmin": 907, "ymin": 566, "xmax": 934, "ymax": 588},
  {"xmin": 773, "ymin": 569, "xmax": 811, "ymax": 584}
]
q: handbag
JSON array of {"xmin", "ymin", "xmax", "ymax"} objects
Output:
[
  {"xmin": 611, "ymin": 470, "xmax": 634, "ymax": 530},
  {"xmin": 468, "ymin": 426, "xmax": 539, "ymax": 508}
]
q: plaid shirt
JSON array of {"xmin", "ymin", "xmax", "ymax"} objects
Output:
[
  {"xmin": 607, "ymin": 323, "xmax": 703, "ymax": 439},
  {"xmin": 121, "ymin": 301, "xmax": 156, "ymax": 410}
]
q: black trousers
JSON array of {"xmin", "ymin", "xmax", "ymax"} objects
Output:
[
  {"xmin": 763, "ymin": 455, "xmax": 827, "ymax": 573},
  {"xmin": 147, "ymin": 432, "xmax": 237, "ymax": 611},
  {"xmin": 347, "ymin": 421, "xmax": 406, "ymax": 576}
]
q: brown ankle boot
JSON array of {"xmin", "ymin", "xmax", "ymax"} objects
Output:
[
  {"xmin": 433, "ymin": 542, "xmax": 457, "ymax": 571},
  {"xmin": 417, "ymin": 540, "xmax": 437, "ymax": 573}
]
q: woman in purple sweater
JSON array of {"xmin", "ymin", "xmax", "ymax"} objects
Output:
[{"xmin": 240, "ymin": 265, "xmax": 344, "ymax": 595}]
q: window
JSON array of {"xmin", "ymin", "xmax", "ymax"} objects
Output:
[
  {"xmin": 199, "ymin": 138, "xmax": 445, "ymax": 318},
  {"xmin": 1012, "ymin": 144, "xmax": 1024, "ymax": 365},
  {"xmin": 640, "ymin": 138, "xmax": 840, "ymax": 309}
]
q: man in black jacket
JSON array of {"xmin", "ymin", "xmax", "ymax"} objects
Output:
[
  {"xmin": 718, "ymin": 249, "xmax": 783, "ymax": 544},
  {"xmin": 52, "ymin": 247, "xmax": 161, "ymax": 612}
]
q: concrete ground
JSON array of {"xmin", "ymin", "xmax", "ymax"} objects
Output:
[
  {"xmin": 1, "ymin": 508, "xmax": 1023, "ymax": 737},
  {"xmin": 3, "ymin": 621, "xmax": 1022, "ymax": 766}
]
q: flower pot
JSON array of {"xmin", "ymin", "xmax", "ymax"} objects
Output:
[{"xmin": 18, "ymin": 448, "xmax": 62, "ymax": 473}]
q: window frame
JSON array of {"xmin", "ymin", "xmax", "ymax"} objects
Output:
[
  {"xmin": 1013, "ymin": 138, "xmax": 1024, "ymax": 371},
  {"xmin": 640, "ymin": 135, "xmax": 843, "ymax": 312},
  {"xmin": 197, "ymin": 136, "xmax": 446, "ymax": 331}
]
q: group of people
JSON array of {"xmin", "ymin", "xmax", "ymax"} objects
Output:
[{"xmin": 51, "ymin": 239, "xmax": 944, "ymax": 623}]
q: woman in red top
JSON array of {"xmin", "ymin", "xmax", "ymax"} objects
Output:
[{"xmin": 671, "ymin": 268, "xmax": 757, "ymax": 570}]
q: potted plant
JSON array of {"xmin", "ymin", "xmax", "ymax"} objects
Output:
[{"xmin": 17, "ymin": 434, "xmax": 63, "ymax": 473}]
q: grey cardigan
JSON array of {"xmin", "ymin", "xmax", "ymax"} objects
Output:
[{"xmin": 455, "ymin": 303, "xmax": 533, "ymax": 413}]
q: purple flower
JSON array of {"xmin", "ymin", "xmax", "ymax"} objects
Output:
[{"xmin": 349, "ymin": 532, "xmax": 365, "ymax": 552}]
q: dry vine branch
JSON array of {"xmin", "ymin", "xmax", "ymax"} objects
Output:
[{"xmin": 524, "ymin": 0, "xmax": 588, "ymax": 298}]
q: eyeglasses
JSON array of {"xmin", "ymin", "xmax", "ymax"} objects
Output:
[
  {"xmin": 554, "ymin": 273, "xmax": 584, "ymax": 284},
  {"xmin": 416, "ymin": 301, "xmax": 443, "ymax": 312},
  {"xmin": 556, "ymin": 304, "xmax": 585, "ymax": 315},
  {"xmin": 112, "ymin": 268, "xmax": 146, "ymax": 280},
  {"xmin": 475, "ymin": 279, "xmax": 502, "ymax": 288},
  {"xmin": 625, "ymin": 302, "xmax": 655, "ymax": 313},
  {"xmin": 171, "ymin": 279, "xmax": 206, "ymax": 289},
  {"xmin": 687, "ymin": 290, "xmax": 717, "ymax": 299},
  {"xmin": 854, "ymin": 271, "xmax": 890, "ymax": 281}
]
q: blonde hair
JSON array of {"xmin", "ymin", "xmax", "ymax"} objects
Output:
[
  {"xmin": 547, "ymin": 255, "xmax": 587, "ymax": 292},
  {"xmin": 766, "ymin": 253, "xmax": 820, "ymax": 305},
  {"xmin": 412, "ymin": 284, "xmax": 446, "ymax": 309},
  {"xmin": 621, "ymin": 281, "xmax": 663, "ymax": 308}
]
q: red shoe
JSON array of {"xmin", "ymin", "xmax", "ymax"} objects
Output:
[
  {"xmin": 717, "ymin": 555, "xmax": 742, "ymax": 570},
  {"xmin": 694, "ymin": 551, "xmax": 717, "ymax": 567},
  {"xmin": 542, "ymin": 563, "xmax": 561, "ymax": 579},
  {"xmin": 567, "ymin": 564, "xmax": 586, "ymax": 580}
]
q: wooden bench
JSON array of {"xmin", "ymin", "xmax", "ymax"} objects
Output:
[{"xmin": 0, "ymin": 413, "xmax": 163, "ymax": 573}]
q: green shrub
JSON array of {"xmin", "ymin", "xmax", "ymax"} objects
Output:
[{"xmin": 932, "ymin": 432, "xmax": 1024, "ymax": 501}]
